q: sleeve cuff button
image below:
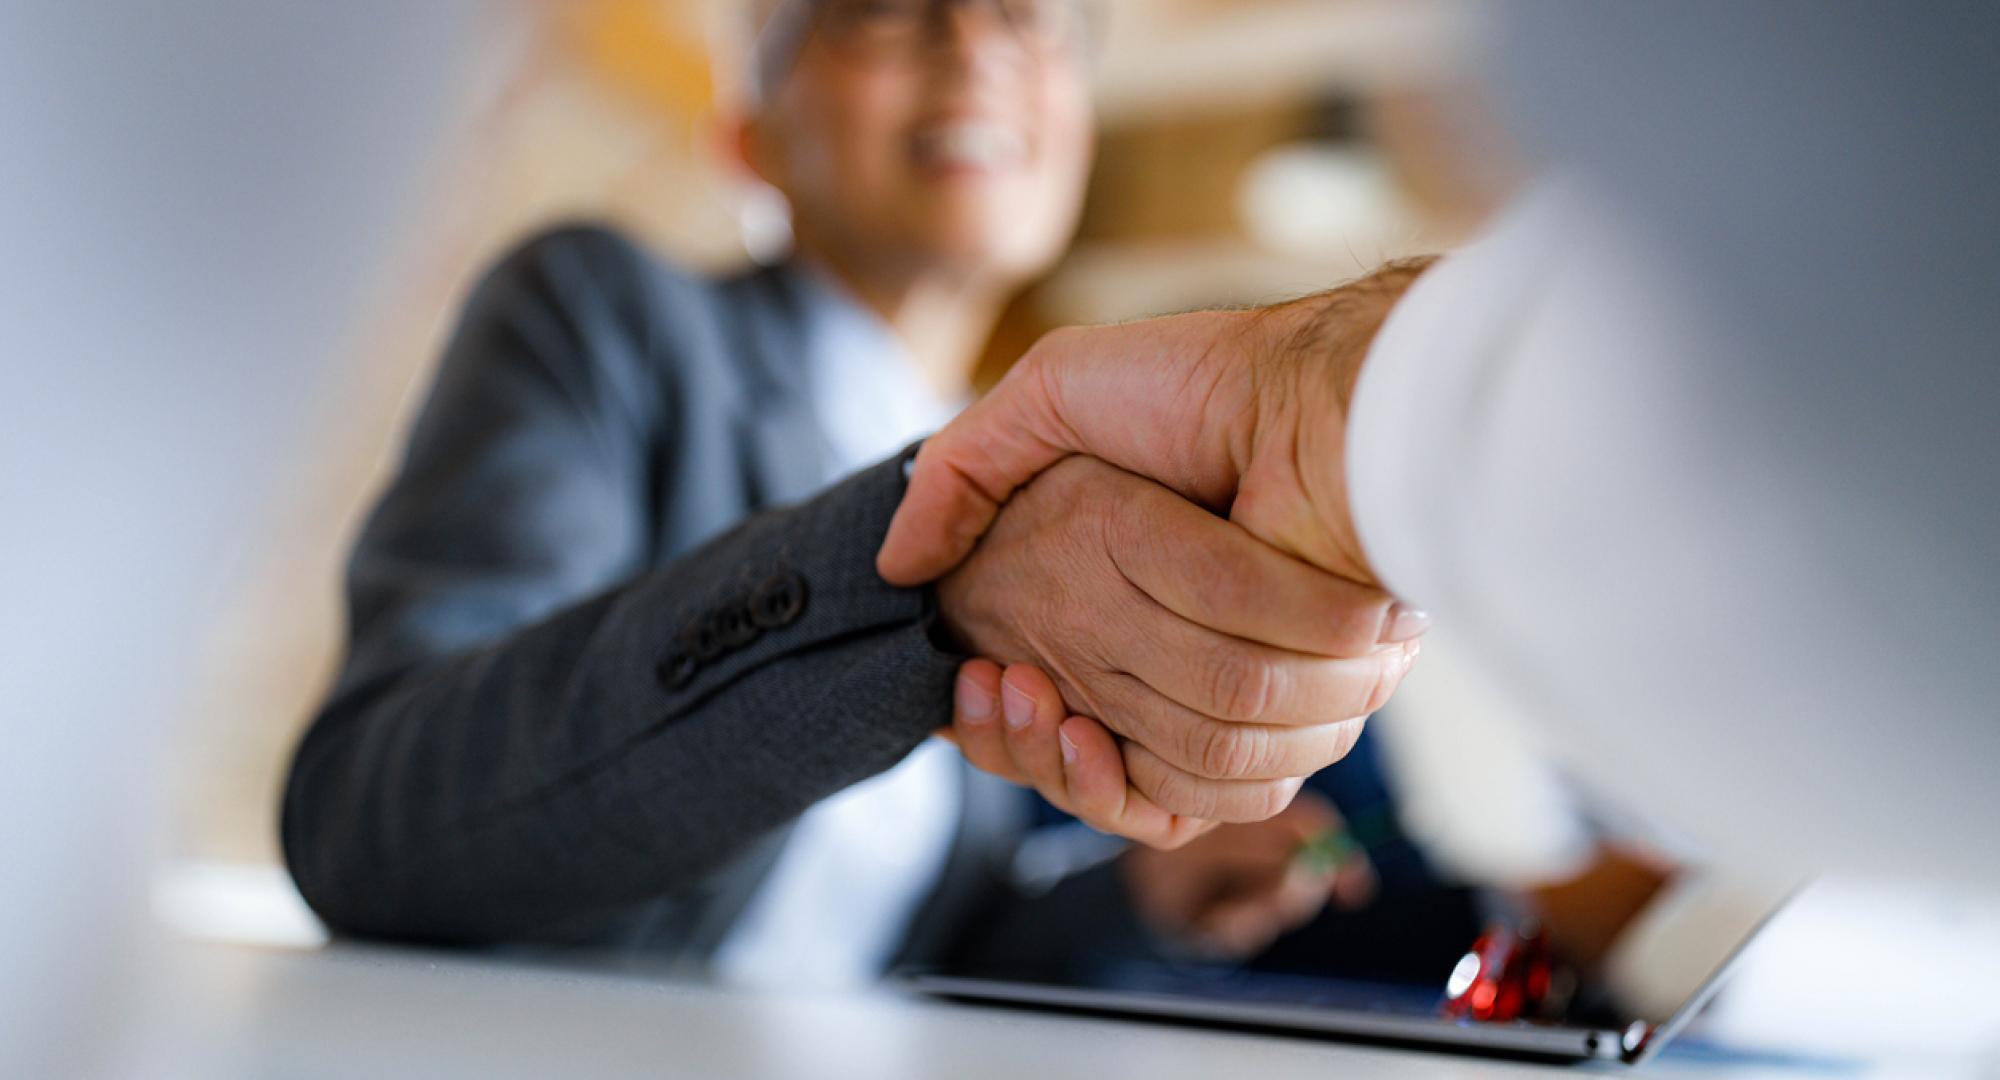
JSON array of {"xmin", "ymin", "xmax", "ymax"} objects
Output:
[{"xmin": 749, "ymin": 570, "xmax": 809, "ymax": 629}]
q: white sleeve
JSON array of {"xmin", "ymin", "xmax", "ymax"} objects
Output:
[
  {"xmin": 1343, "ymin": 177, "xmax": 2000, "ymax": 890},
  {"xmin": 1345, "ymin": 182, "xmax": 1571, "ymax": 614}
]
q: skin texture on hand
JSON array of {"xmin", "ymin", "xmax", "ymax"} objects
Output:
[
  {"xmin": 909, "ymin": 263, "xmax": 1436, "ymax": 844},
  {"xmin": 932, "ymin": 456, "xmax": 1418, "ymax": 827},
  {"xmin": 940, "ymin": 659, "xmax": 1219, "ymax": 849},
  {"xmin": 878, "ymin": 259, "xmax": 1438, "ymax": 591}
]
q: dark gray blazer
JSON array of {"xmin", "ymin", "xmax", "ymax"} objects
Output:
[{"xmin": 281, "ymin": 225, "xmax": 1149, "ymax": 976}]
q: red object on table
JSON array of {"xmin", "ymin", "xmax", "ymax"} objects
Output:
[{"xmin": 1442, "ymin": 920, "xmax": 1557, "ymax": 1023}]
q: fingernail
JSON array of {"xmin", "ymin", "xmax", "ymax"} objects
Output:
[
  {"xmin": 1059, "ymin": 727, "xmax": 1078, "ymax": 766},
  {"xmin": 1379, "ymin": 602, "xmax": 1431, "ymax": 644},
  {"xmin": 1001, "ymin": 679, "xmax": 1034, "ymax": 730},
  {"xmin": 956, "ymin": 674, "xmax": 994, "ymax": 724}
]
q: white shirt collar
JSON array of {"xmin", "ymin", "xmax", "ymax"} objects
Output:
[{"xmin": 790, "ymin": 263, "xmax": 967, "ymax": 481}]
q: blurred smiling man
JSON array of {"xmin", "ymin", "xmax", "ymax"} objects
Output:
[
  {"xmin": 742, "ymin": 0, "xmax": 1095, "ymax": 379},
  {"xmin": 282, "ymin": 0, "xmax": 1418, "ymax": 986}
]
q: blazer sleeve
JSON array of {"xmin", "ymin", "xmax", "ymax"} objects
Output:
[{"xmin": 280, "ymin": 227, "xmax": 962, "ymax": 945}]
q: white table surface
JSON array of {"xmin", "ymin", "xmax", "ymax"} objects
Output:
[{"xmin": 127, "ymin": 940, "xmax": 1991, "ymax": 1080}]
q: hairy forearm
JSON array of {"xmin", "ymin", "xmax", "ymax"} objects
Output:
[{"xmin": 1233, "ymin": 257, "xmax": 1440, "ymax": 588}]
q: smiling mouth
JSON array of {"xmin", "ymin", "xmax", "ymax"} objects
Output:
[{"xmin": 911, "ymin": 121, "xmax": 1028, "ymax": 173}]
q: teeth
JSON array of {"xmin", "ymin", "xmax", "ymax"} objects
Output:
[{"xmin": 914, "ymin": 123, "xmax": 1026, "ymax": 169}]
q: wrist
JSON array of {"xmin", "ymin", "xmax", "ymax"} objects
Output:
[
  {"xmin": 1256, "ymin": 260, "xmax": 1438, "ymax": 588},
  {"xmin": 931, "ymin": 562, "xmax": 981, "ymax": 658}
]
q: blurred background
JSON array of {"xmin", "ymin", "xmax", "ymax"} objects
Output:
[
  {"xmin": 10, "ymin": 0, "xmax": 1976, "ymax": 1068},
  {"xmin": 168, "ymin": 0, "xmax": 1502, "ymax": 876}
]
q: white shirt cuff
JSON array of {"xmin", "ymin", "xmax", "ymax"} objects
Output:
[{"xmin": 1344, "ymin": 181, "xmax": 1569, "ymax": 611}]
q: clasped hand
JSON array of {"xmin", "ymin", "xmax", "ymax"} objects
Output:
[
  {"xmin": 914, "ymin": 261, "xmax": 1435, "ymax": 847},
  {"xmin": 934, "ymin": 456, "xmax": 1418, "ymax": 846}
]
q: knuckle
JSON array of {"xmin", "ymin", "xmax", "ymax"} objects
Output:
[
  {"xmin": 1201, "ymin": 648, "xmax": 1279, "ymax": 724},
  {"xmin": 1184, "ymin": 720, "xmax": 1280, "ymax": 780},
  {"xmin": 1194, "ymin": 720, "xmax": 1266, "ymax": 781},
  {"xmin": 1142, "ymin": 763, "xmax": 1215, "ymax": 821}
]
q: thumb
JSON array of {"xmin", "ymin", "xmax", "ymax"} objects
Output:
[
  {"xmin": 876, "ymin": 314, "xmax": 1256, "ymax": 586},
  {"xmin": 875, "ymin": 332, "xmax": 1087, "ymax": 585}
]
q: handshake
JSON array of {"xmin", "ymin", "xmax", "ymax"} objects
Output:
[{"xmin": 882, "ymin": 259, "xmax": 1436, "ymax": 848}]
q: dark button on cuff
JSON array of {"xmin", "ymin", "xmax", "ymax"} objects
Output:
[
  {"xmin": 748, "ymin": 570, "xmax": 808, "ymax": 629},
  {"xmin": 688, "ymin": 621, "xmax": 725, "ymax": 662},
  {"xmin": 711, "ymin": 605, "xmax": 760, "ymax": 649},
  {"xmin": 656, "ymin": 651, "xmax": 699, "ymax": 691}
]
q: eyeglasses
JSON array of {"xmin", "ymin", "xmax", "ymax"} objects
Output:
[{"xmin": 754, "ymin": 0, "xmax": 1094, "ymax": 99}]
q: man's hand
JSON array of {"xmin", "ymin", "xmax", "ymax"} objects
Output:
[
  {"xmin": 879, "ymin": 259, "xmax": 1436, "ymax": 594},
  {"xmin": 931, "ymin": 454, "xmax": 1418, "ymax": 836},
  {"xmin": 942, "ymin": 660, "xmax": 1218, "ymax": 849},
  {"xmin": 1120, "ymin": 789, "xmax": 1376, "ymax": 959},
  {"xmin": 941, "ymin": 662, "xmax": 1374, "ymax": 954}
]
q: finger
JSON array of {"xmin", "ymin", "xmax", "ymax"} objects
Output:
[
  {"xmin": 1277, "ymin": 793, "xmax": 1379, "ymax": 909},
  {"xmin": 878, "ymin": 314, "xmax": 1257, "ymax": 586},
  {"xmin": 950, "ymin": 659, "xmax": 1026, "ymax": 785},
  {"xmin": 998, "ymin": 663, "xmax": 1071, "ymax": 805},
  {"xmin": 1186, "ymin": 840, "xmax": 1343, "ymax": 956},
  {"xmin": 1103, "ymin": 606, "xmax": 1415, "ymax": 732},
  {"xmin": 1286, "ymin": 851, "xmax": 1345, "ymax": 912},
  {"xmin": 1059, "ymin": 716, "xmax": 1217, "ymax": 849},
  {"xmin": 1120, "ymin": 740, "xmax": 1307, "ymax": 823},
  {"xmin": 1091, "ymin": 670, "xmax": 1373, "ymax": 781},
  {"xmin": 877, "ymin": 364, "xmax": 1071, "ymax": 587},
  {"xmin": 1192, "ymin": 892, "xmax": 1293, "ymax": 959},
  {"xmin": 1330, "ymin": 852, "xmax": 1380, "ymax": 910},
  {"xmin": 1111, "ymin": 479, "xmax": 1415, "ymax": 656}
]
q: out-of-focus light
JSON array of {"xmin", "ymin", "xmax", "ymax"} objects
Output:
[
  {"xmin": 1237, "ymin": 143, "xmax": 1407, "ymax": 257},
  {"xmin": 1445, "ymin": 951, "xmax": 1481, "ymax": 998},
  {"xmin": 151, "ymin": 862, "xmax": 327, "ymax": 950}
]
